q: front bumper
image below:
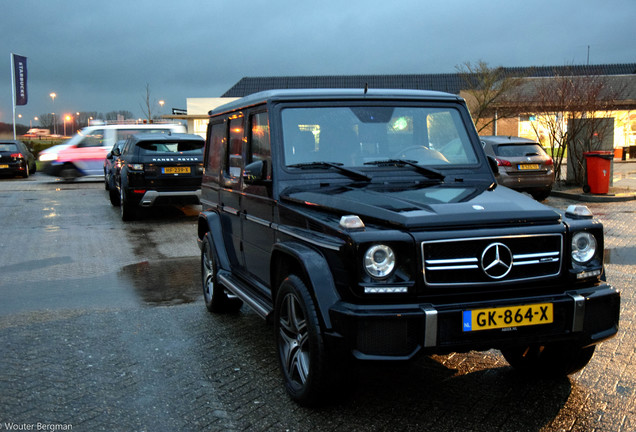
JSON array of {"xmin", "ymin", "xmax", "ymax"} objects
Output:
[{"xmin": 329, "ymin": 284, "xmax": 620, "ymax": 360}]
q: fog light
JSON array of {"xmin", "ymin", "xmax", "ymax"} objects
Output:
[
  {"xmin": 576, "ymin": 269, "xmax": 601, "ymax": 279},
  {"xmin": 364, "ymin": 287, "xmax": 408, "ymax": 294}
]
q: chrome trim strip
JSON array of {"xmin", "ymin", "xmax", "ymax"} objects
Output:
[
  {"xmin": 277, "ymin": 225, "xmax": 342, "ymax": 251},
  {"xmin": 425, "ymin": 258, "xmax": 478, "ymax": 265},
  {"xmin": 514, "ymin": 251, "xmax": 560, "ymax": 259},
  {"xmin": 569, "ymin": 293, "xmax": 586, "ymax": 332},
  {"xmin": 426, "ymin": 264, "xmax": 479, "ymax": 271},
  {"xmin": 422, "ymin": 307, "xmax": 438, "ymax": 348},
  {"xmin": 222, "ymin": 206, "xmax": 239, "ymax": 215},
  {"xmin": 245, "ymin": 214, "xmax": 271, "ymax": 227}
]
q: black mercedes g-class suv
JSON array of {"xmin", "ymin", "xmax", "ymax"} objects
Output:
[
  {"xmin": 197, "ymin": 89, "xmax": 619, "ymax": 406},
  {"xmin": 111, "ymin": 133, "xmax": 204, "ymax": 221}
]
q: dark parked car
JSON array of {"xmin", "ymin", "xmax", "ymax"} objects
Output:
[
  {"xmin": 111, "ymin": 133, "xmax": 204, "ymax": 220},
  {"xmin": 197, "ymin": 89, "xmax": 619, "ymax": 406},
  {"xmin": 480, "ymin": 135, "xmax": 555, "ymax": 200},
  {"xmin": 104, "ymin": 139, "xmax": 125, "ymax": 191},
  {"xmin": 0, "ymin": 140, "xmax": 36, "ymax": 178}
]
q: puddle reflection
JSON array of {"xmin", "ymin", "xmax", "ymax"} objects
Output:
[{"xmin": 118, "ymin": 257, "xmax": 201, "ymax": 306}]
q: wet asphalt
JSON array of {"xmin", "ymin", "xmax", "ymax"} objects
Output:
[{"xmin": 0, "ymin": 166, "xmax": 635, "ymax": 431}]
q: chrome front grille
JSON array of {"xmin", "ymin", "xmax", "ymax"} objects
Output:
[{"xmin": 422, "ymin": 234, "xmax": 562, "ymax": 286}]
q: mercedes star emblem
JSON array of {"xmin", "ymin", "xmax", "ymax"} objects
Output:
[{"xmin": 481, "ymin": 242, "xmax": 513, "ymax": 279}]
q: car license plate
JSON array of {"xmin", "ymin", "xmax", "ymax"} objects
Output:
[
  {"xmin": 162, "ymin": 166, "xmax": 190, "ymax": 174},
  {"xmin": 0, "ymin": 164, "xmax": 8, "ymax": 169},
  {"xmin": 462, "ymin": 303, "xmax": 553, "ymax": 332},
  {"xmin": 518, "ymin": 164, "xmax": 540, "ymax": 170}
]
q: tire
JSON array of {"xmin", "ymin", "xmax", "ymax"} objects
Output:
[
  {"xmin": 531, "ymin": 188, "xmax": 551, "ymax": 201},
  {"xmin": 501, "ymin": 343, "xmax": 596, "ymax": 377},
  {"xmin": 109, "ymin": 186, "xmax": 121, "ymax": 206},
  {"xmin": 275, "ymin": 275, "xmax": 348, "ymax": 406},
  {"xmin": 201, "ymin": 233, "xmax": 242, "ymax": 313},
  {"xmin": 60, "ymin": 164, "xmax": 78, "ymax": 182},
  {"xmin": 120, "ymin": 188, "xmax": 137, "ymax": 221},
  {"xmin": 21, "ymin": 163, "xmax": 30, "ymax": 178}
]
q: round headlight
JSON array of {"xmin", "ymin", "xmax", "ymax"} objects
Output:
[
  {"xmin": 364, "ymin": 244, "xmax": 395, "ymax": 279},
  {"xmin": 572, "ymin": 232, "xmax": 597, "ymax": 263}
]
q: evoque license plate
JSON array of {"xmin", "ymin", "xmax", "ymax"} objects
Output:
[
  {"xmin": 462, "ymin": 303, "xmax": 553, "ymax": 332},
  {"xmin": 162, "ymin": 166, "xmax": 190, "ymax": 174}
]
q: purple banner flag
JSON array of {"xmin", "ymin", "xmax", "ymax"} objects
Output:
[{"xmin": 13, "ymin": 54, "xmax": 28, "ymax": 106}]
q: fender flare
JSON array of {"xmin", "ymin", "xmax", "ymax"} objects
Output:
[
  {"xmin": 197, "ymin": 211, "xmax": 231, "ymax": 272},
  {"xmin": 272, "ymin": 241, "xmax": 341, "ymax": 330}
]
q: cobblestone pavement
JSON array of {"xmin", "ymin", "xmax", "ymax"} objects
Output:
[{"xmin": 0, "ymin": 172, "xmax": 634, "ymax": 431}]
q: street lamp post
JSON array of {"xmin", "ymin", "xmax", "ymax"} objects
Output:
[{"xmin": 50, "ymin": 93, "xmax": 57, "ymax": 135}]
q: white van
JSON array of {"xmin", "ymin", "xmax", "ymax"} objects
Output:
[{"xmin": 39, "ymin": 122, "xmax": 186, "ymax": 180}]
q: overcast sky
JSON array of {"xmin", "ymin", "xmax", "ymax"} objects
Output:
[{"xmin": 2, "ymin": 0, "xmax": 635, "ymax": 126}]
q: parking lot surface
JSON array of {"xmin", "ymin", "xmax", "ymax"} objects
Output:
[{"xmin": 0, "ymin": 170, "xmax": 634, "ymax": 431}]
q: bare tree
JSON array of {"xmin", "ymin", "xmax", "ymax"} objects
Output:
[
  {"xmin": 521, "ymin": 73, "xmax": 625, "ymax": 184},
  {"xmin": 456, "ymin": 60, "xmax": 526, "ymax": 134},
  {"xmin": 140, "ymin": 83, "xmax": 155, "ymax": 122}
]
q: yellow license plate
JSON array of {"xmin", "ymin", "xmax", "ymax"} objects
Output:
[
  {"xmin": 462, "ymin": 303, "xmax": 553, "ymax": 332},
  {"xmin": 518, "ymin": 164, "xmax": 540, "ymax": 170},
  {"xmin": 0, "ymin": 164, "xmax": 8, "ymax": 169},
  {"xmin": 162, "ymin": 166, "xmax": 190, "ymax": 174}
]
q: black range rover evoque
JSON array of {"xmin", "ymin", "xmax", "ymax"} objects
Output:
[
  {"xmin": 196, "ymin": 89, "xmax": 620, "ymax": 406},
  {"xmin": 111, "ymin": 132, "xmax": 204, "ymax": 220}
]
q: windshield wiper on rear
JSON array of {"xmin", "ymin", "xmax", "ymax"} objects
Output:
[
  {"xmin": 287, "ymin": 161, "xmax": 371, "ymax": 182},
  {"xmin": 363, "ymin": 159, "xmax": 445, "ymax": 180}
]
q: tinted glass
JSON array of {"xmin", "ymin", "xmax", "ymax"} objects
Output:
[
  {"xmin": 137, "ymin": 140, "xmax": 203, "ymax": 155},
  {"xmin": 0, "ymin": 144, "xmax": 18, "ymax": 152},
  {"xmin": 282, "ymin": 106, "xmax": 478, "ymax": 167},
  {"xmin": 495, "ymin": 144, "xmax": 547, "ymax": 158}
]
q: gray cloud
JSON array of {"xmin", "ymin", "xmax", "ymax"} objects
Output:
[{"xmin": 1, "ymin": 0, "xmax": 635, "ymax": 124}]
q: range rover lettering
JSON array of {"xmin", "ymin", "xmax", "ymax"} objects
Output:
[{"xmin": 197, "ymin": 89, "xmax": 620, "ymax": 406}]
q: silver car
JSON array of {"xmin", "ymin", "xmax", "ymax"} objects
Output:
[{"xmin": 481, "ymin": 135, "xmax": 555, "ymax": 201}]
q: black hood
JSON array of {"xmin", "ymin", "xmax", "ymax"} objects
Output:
[{"xmin": 281, "ymin": 183, "xmax": 560, "ymax": 229}]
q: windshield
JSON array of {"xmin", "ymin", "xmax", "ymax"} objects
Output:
[{"xmin": 282, "ymin": 105, "xmax": 478, "ymax": 168}]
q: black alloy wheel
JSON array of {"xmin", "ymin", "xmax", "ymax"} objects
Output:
[{"xmin": 275, "ymin": 275, "xmax": 347, "ymax": 406}]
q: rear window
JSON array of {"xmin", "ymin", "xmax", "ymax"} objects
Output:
[
  {"xmin": 116, "ymin": 128, "xmax": 177, "ymax": 141},
  {"xmin": 494, "ymin": 144, "xmax": 547, "ymax": 158},
  {"xmin": 0, "ymin": 144, "xmax": 18, "ymax": 152},
  {"xmin": 137, "ymin": 140, "xmax": 203, "ymax": 155}
]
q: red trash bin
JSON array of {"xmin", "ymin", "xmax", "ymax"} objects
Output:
[{"xmin": 584, "ymin": 151, "xmax": 613, "ymax": 194}]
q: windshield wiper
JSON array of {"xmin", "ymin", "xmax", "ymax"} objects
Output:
[
  {"xmin": 363, "ymin": 159, "xmax": 445, "ymax": 180},
  {"xmin": 288, "ymin": 161, "xmax": 371, "ymax": 182}
]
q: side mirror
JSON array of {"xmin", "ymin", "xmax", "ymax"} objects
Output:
[
  {"xmin": 243, "ymin": 159, "xmax": 269, "ymax": 184},
  {"xmin": 106, "ymin": 152, "xmax": 113, "ymax": 159},
  {"xmin": 487, "ymin": 155, "xmax": 499, "ymax": 176},
  {"xmin": 112, "ymin": 148, "xmax": 121, "ymax": 157}
]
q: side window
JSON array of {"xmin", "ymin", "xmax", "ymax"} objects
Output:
[
  {"xmin": 77, "ymin": 129, "xmax": 105, "ymax": 148},
  {"xmin": 249, "ymin": 111, "xmax": 271, "ymax": 180},
  {"xmin": 206, "ymin": 120, "xmax": 226, "ymax": 180},
  {"xmin": 224, "ymin": 116, "xmax": 244, "ymax": 184}
]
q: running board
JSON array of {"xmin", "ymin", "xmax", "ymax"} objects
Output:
[{"xmin": 217, "ymin": 271, "xmax": 272, "ymax": 320}]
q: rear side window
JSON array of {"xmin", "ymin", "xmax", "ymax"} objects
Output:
[
  {"xmin": 137, "ymin": 140, "xmax": 203, "ymax": 155},
  {"xmin": 227, "ymin": 117, "xmax": 244, "ymax": 179},
  {"xmin": 206, "ymin": 121, "xmax": 226, "ymax": 179}
]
